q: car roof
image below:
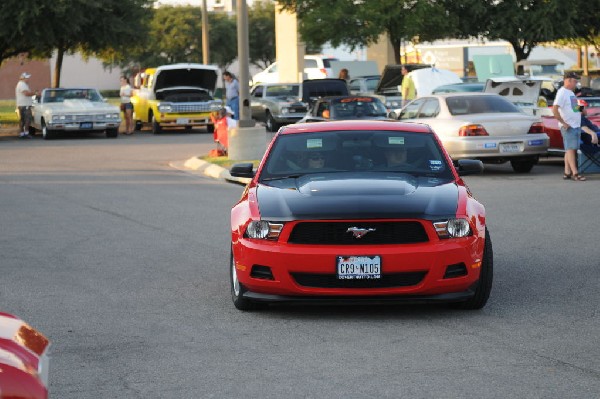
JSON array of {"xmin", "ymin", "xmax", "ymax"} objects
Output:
[
  {"xmin": 424, "ymin": 92, "xmax": 502, "ymax": 98},
  {"xmin": 280, "ymin": 120, "xmax": 432, "ymax": 135}
]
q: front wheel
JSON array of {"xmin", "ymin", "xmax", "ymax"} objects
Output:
[
  {"xmin": 28, "ymin": 125, "xmax": 36, "ymax": 136},
  {"xmin": 510, "ymin": 158, "xmax": 537, "ymax": 173},
  {"xmin": 265, "ymin": 111, "xmax": 279, "ymax": 132},
  {"xmin": 134, "ymin": 121, "xmax": 143, "ymax": 131},
  {"xmin": 42, "ymin": 121, "xmax": 53, "ymax": 140},
  {"xmin": 454, "ymin": 228, "xmax": 493, "ymax": 310},
  {"xmin": 151, "ymin": 115, "xmax": 161, "ymax": 134},
  {"xmin": 230, "ymin": 250, "xmax": 258, "ymax": 311}
]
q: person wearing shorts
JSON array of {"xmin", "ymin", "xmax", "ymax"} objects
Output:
[
  {"xmin": 552, "ymin": 72, "xmax": 585, "ymax": 181},
  {"xmin": 15, "ymin": 72, "xmax": 36, "ymax": 139},
  {"xmin": 120, "ymin": 76, "xmax": 134, "ymax": 135}
]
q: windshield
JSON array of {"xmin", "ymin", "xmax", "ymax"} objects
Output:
[
  {"xmin": 329, "ymin": 97, "xmax": 388, "ymax": 119},
  {"xmin": 259, "ymin": 130, "xmax": 454, "ymax": 181},
  {"xmin": 265, "ymin": 85, "xmax": 300, "ymax": 97},
  {"xmin": 42, "ymin": 89, "xmax": 103, "ymax": 103}
]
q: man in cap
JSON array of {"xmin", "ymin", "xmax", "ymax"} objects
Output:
[
  {"xmin": 552, "ymin": 72, "xmax": 585, "ymax": 181},
  {"xmin": 15, "ymin": 72, "xmax": 36, "ymax": 139}
]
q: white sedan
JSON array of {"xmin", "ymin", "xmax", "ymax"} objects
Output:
[
  {"xmin": 31, "ymin": 88, "xmax": 121, "ymax": 140},
  {"xmin": 397, "ymin": 92, "xmax": 550, "ymax": 173}
]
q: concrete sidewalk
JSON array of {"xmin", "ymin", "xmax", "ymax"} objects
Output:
[{"xmin": 171, "ymin": 156, "xmax": 252, "ymax": 185}]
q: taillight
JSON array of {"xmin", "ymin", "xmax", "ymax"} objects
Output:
[
  {"xmin": 528, "ymin": 122, "xmax": 544, "ymax": 133},
  {"xmin": 458, "ymin": 124, "xmax": 489, "ymax": 137},
  {"xmin": 320, "ymin": 68, "xmax": 327, "ymax": 76}
]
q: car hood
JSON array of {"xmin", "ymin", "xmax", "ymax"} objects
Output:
[
  {"xmin": 154, "ymin": 65, "xmax": 218, "ymax": 92},
  {"xmin": 411, "ymin": 68, "xmax": 462, "ymax": 96},
  {"xmin": 256, "ymin": 173, "xmax": 458, "ymax": 221},
  {"xmin": 376, "ymin": 64, "xmax": 430, "ymax": 94},
  {"xmin": 484, "ymin": 78, "xmax": 543, "ymax": 106},
  {"xmin": 42, "ymin": 100, "xmax": 118, "ymax": 112}
]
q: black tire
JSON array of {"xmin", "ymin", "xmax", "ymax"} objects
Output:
[
  {"xmin": 28, "ymin": 125, "xmax": 36, "ymax": 136},
  {"xmin": 510, "ymin": 158, "xmax": 536, "ymax": 173},
  {"xmin": 106, "ymin": 128, "xmax": 118, "ymax": 138},
  {"xmin": 454, "ymin": 228, "xmax": 493, "ymax": 310},
  {"xmin": 41, "ymin": 120, "xmax": 53, "ymax": 140},
  {"xmin": 151, "ymin": 115, "xmax": 161, "ymax": 134},
  {"xmin": 265, "ymin": 111, "xmax": 279, "ymax": 132},
  {"xmin": 230, "ymin": 250, "xmax": 257, "ymax": 311},
  {"xmin": 206, "ymin": 124, "xmax": 214, "ymax": 133},
  {"xmin": 134, "ymin": 121, "xmax": 143, "ymax": 131}
]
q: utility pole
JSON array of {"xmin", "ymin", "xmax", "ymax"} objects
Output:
[{"xmin": 201, "ymin": 0, "xmax": 209, "ymax": 64}]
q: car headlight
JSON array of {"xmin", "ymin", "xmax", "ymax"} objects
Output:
[
  {"xmin": 433, "ymin": 218, "xmax": 471, "ymax": 239},
  {"xmin": 158, "ymin": 103, "xmax": 172, "ymax": 112},
  {"xmin": 280, "ymin": 107, "xmax": 289, "ymax": 115},
  {"xmin": 245, "ymin": 220, "xmax": 284, "ymax": 240},
  {"xmin": 387, "ymin": 100, "xmax": 400, "ymax": 108},
  {"xmin": 210, "ymin": 102, "xmax": 223, "ymax": 111},
  {"xmin": 52, "ymin": 114, "xmax": 68, "ymax": 121}
]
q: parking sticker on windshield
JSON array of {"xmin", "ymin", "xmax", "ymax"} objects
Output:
[
  {"xmin": 429, "ymin": 160, "xmax": 443, "ymax": 171},
  {"xmin": 388, "ymin": 137, "xmax": 405, "ymax": 145},
  {"xmin": 306, "ymin": 138, "xmax": 323, "ymax": 149}
]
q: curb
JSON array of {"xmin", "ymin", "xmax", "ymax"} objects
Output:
[{"xmin": 176, "ymin": 157, "xmax": 251, "ymax": 185}]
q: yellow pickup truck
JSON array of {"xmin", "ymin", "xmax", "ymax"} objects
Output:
[{"xmin": 132, "ymin": 63, "xmax": 223, "ymax": 134}]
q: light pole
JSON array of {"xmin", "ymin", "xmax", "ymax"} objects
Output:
[{"xmin": 201, "ymin": 0, "xmax": 209, "ymax": 64}]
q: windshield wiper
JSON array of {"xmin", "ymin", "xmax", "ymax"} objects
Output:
[{"xmin": 261, "ymin": 174, "xmax": 305, "ymax": 181}]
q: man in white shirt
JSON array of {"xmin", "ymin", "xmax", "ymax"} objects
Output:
[
  {"xmin": 552, "ymin": 72, "xmax": 585, "ymax": 181},
  {"xmin": 15, "ymin": 72, "xmax": 36, "ymax": 139}
]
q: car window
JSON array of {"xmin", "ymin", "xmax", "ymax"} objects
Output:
[
  {"xmin": 349, "ymin": 80, "xmax": 361, "ymax": 91},
  {"xmin": 266, "ymin": 85, "xmax": 299, "ymax": 97},
  {"xmin": 304, "ymin": 59, "xmax": 318, "ymax": 68},
  {"xmin": 316, "ymin": 102, "xmax": 329, "ymax": 117},
  {"xmin": 260, "ymin": 130, "xmax": 454, "ymax": 180},
  {"xmin": 322, "ymin": 58, "xmax": 338, "ymax": 68},
  {"xmin": 417, "ymin": 99, "xmax": 440, "ymax": 118},
  {"xmin": 251, "ymin": 86, "xmax": 264, "ymax": 98},
  {"xmin": 366, "ymin": 78, "xmax": 379, "ymax": 91},
  {"xmin": 446, "ymin": 95, "xmax": 521, "ymax": 115},
  {"xmin": 330, "ymin": 97, "xmax": 388, "ymax": 119},
  {"xmin": 399, "ymin": 99, "xmax": 426, "ymax": 119}
]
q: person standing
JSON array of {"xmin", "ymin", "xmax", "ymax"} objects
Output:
[
  {"xmin": 338, "ymin": 68, "xmax": 350, "ymax": 82},
  {"xmin": 400, "ymin": 66, "xmax": 415, "ymax": 107},
  {"xmin": 552, "ymin": 72, "xmax": 585, "ymax": 181},
  {"xmin": 223, "ymin": 71, "xmax": 239, "ymax": 120},
  {"xmin": 119, "ymin": 76, "xmax": 134, "ymax": 135},
  {"xmin": 15, "ymin": 72, "xmax": 36, "ymax": 139}
]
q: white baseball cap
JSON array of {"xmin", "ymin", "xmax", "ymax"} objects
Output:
[{"xmin": 20, "ymin": 72, "xmax": 31, "ymax": 79}]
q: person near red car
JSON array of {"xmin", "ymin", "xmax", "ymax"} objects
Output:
[{"xmin": 552, "ymin": 72, "xmax": 585, "ymax": 181}]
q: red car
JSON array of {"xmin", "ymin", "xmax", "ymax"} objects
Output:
[
  {"xmin": 229, "ymin": 120, "xmax": 492, "ymax": 310},
  {"xmin": 542, "ymin": 97, "xmax": 600, "ymax": 154},
  {"xmin": 0, "ymin": 312, "xmax": 50, "ymax": 399}
]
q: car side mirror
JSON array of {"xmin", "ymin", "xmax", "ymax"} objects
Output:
[
  {"xmin": 456, "ymin": 159, "xmax": 484, "ymax": 176},
  {"xmin": 230, "ymin": 163, "xmax": 255, "ymax": 178}
]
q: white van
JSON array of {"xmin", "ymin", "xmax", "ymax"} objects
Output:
[{"xmin": 251, "ymin": 55, "xmax": 338, "ymax": 84}]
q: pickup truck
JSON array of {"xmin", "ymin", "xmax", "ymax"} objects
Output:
[{"xmin": 132, "ymin": 63, "xmax": 223, "ymax": 134}]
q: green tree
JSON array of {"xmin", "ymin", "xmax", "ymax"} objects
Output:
[
  {"xmin": 276, "ymin": 0, "xmax": 457, "ymax": 64},
  {"xmin": 0, "ymin": 0, "xmax": 57, "ymax": 65},
  {"xmin": 445, "ymin": 0, "xmax": 577, "ymax": 61},
  {"xmin": 249, "ymin": 1, "xmax": 276, "ymax": 69}
]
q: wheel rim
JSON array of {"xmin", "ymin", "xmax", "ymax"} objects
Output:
[
  {"xmin": 266, "ymin": 114, "xmax": 272, "ymax": 130},
  {"xmin": 42, "ymin": 124, "xmax": 47, "ymax": 138},
  {"xmin": 231, "ymin": 257, "xmax": 240, "ymax": 297}
]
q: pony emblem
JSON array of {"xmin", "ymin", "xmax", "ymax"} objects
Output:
[{"xmin": 346, "ymin": 227, "xmax": 376, "ymax": 239}]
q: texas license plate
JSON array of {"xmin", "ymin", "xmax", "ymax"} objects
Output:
[
  {"xmin": 337, "ymin": 256, "xmax": 381, "ymax": 280},
  {"xmin": 80, "ymin": 122, "xmax": 93, "ymax": 129},
  {"xmin": 499, "ymin": 142, "xmax": 523, "ymax": 153}
]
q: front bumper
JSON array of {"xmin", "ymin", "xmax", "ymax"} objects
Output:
[
  {"xmin": 47, "ymin": 121, "xmax": 120, "ymax": 131},
  {"xmin": 155, "ymin": 112, "xmax": 213, "ymax": 127},
  {"xmin": 443, "ymin": 133, "xmax": 549, "ymax": 160},
  {"xmin": 273, "ymin": 114, "xmax": 305, "ymax": 124},
  {"xmin": 233, "ymin": 230, "xmax": 484, "ymax": 299}
]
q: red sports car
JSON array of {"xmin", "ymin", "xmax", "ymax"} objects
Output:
[
  {"xmin": 542, "ymin": 97, "xmax": 600, "ymax": 154},
  {"xmin": 229, "ymin": 120, "xmax": 492, "ymax": 310},
  {"xmin": 0, "ymin": 312, "xmax": 50, "ymax": 399}
]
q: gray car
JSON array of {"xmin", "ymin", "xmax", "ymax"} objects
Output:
[{"xmin": 250, "ymin": 83, "xmax": 308, "ymax": 132}]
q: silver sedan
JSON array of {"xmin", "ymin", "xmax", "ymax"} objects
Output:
[{"xmin": 397, "ymin": 93, "xmax": 550, "ymax": 173}]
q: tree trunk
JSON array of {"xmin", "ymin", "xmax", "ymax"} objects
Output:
[{"xmin": 53, "ymin": 48, "xmax": 64, "ymax": 88}]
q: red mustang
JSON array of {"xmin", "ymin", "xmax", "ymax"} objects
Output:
[
  {"xmin": 229, "ymin": 120, "xmax": 492, "ymax": 310},
  {"xmin": 542, "ymin": 97, "xmax": 600, "ymax": 154},
  {"xmin": 0, "ymin": 312, "xmax": 50, "ymax": 399}
]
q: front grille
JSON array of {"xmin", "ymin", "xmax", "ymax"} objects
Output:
[
  {"xmin": 288, "ymin": 221, "xmax": 429, "ymax": 245},
  {"xmin": 170, "ymin": 104, "xmax": 213, "ymax": 113},
  {"xmin": 291, "ymin": 272, "xmax": 426, "ymax": 288}
]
